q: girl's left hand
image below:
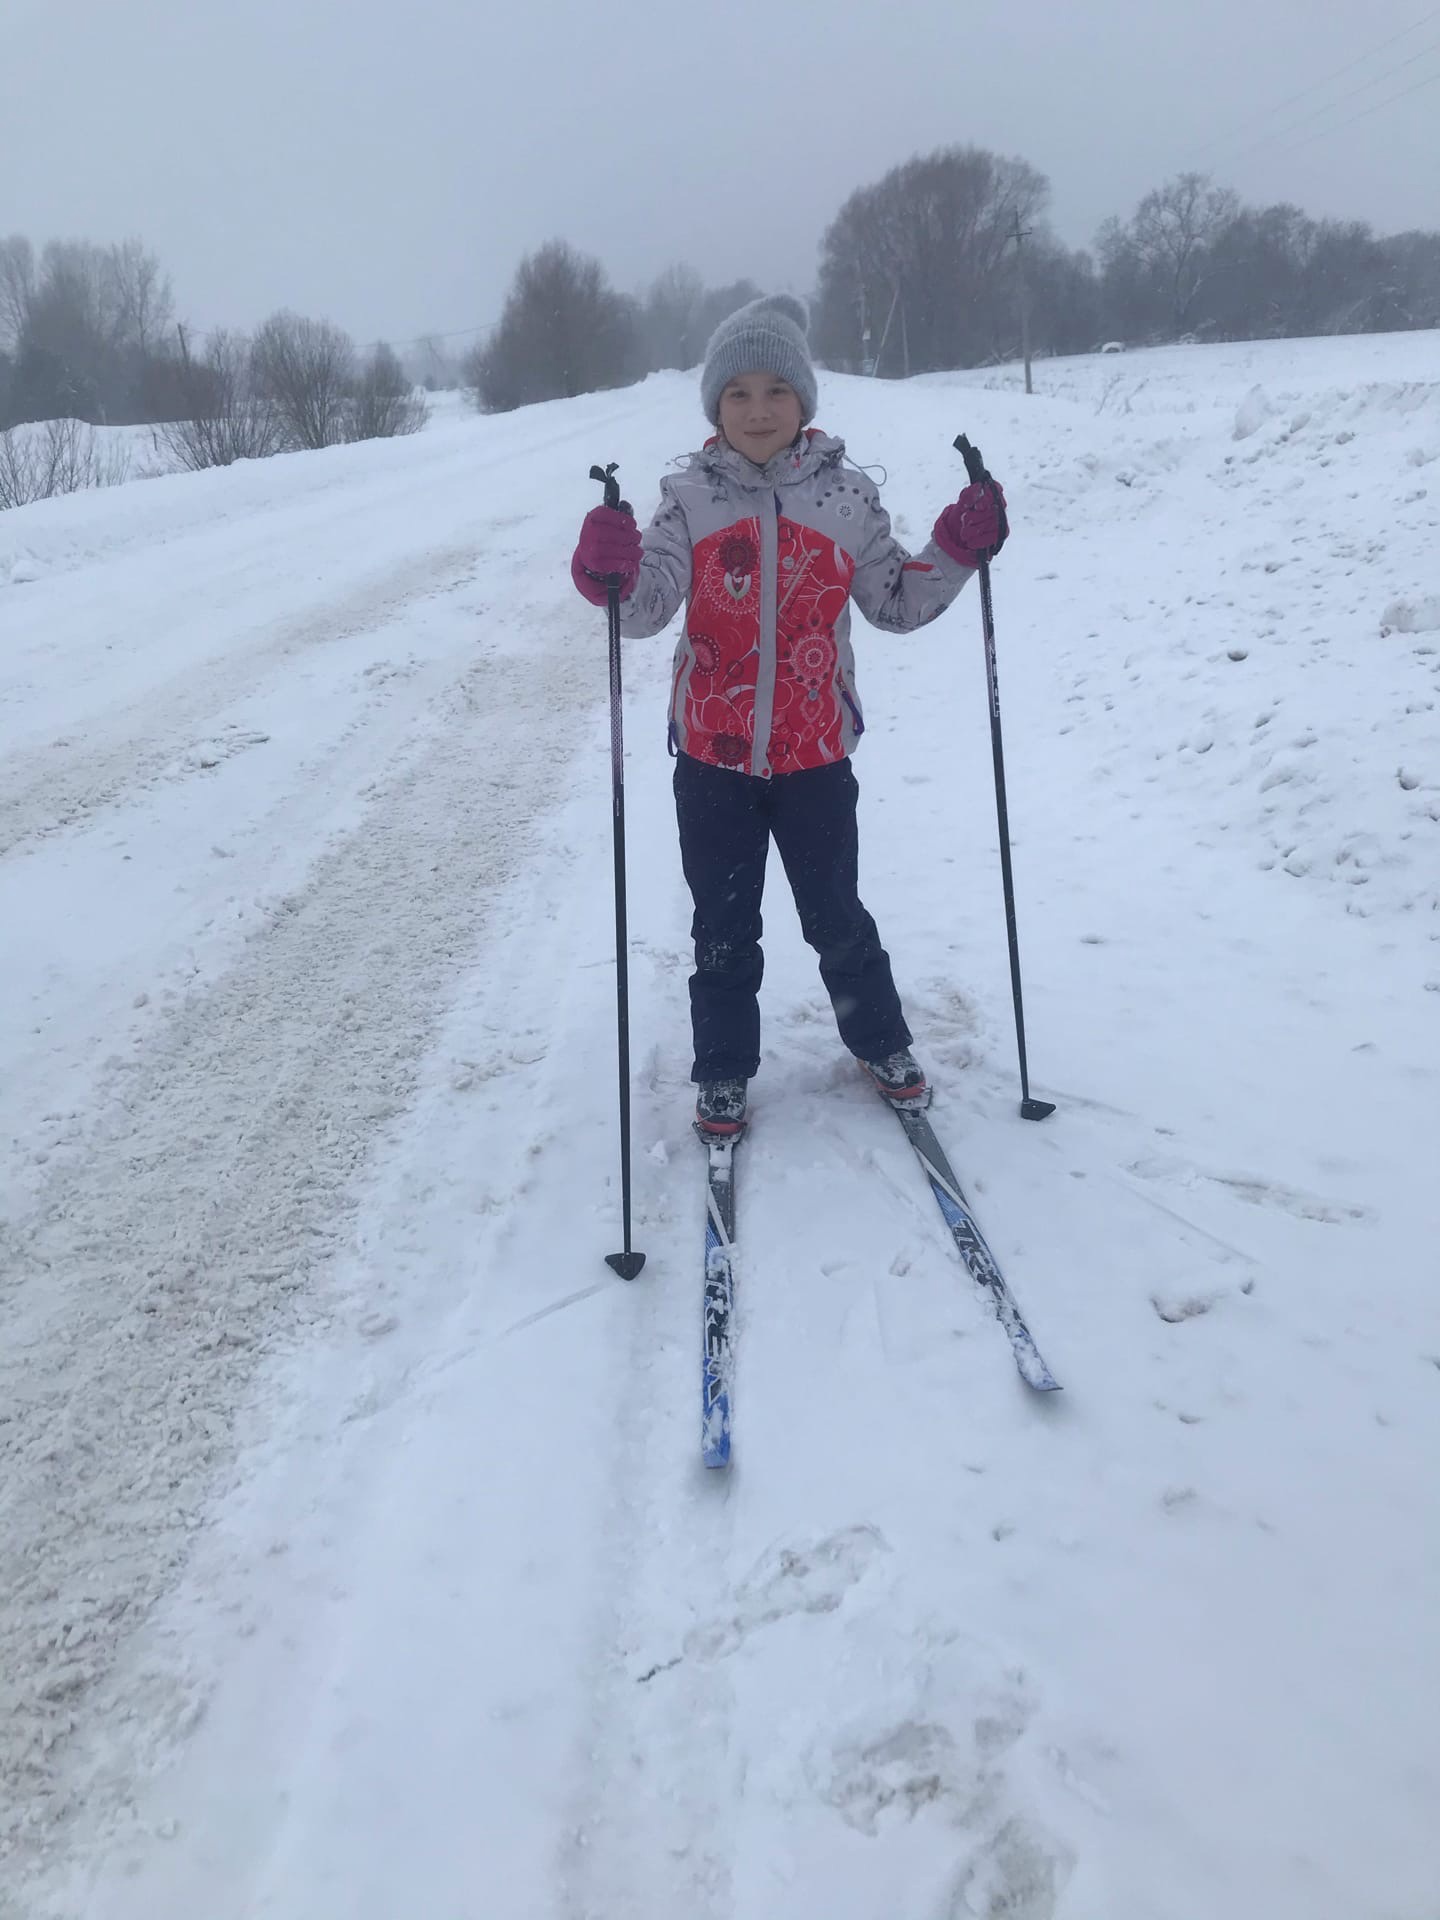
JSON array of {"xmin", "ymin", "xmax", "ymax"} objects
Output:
[{"xmin": 934, "ymin": 479, "xmax": 1008, "ymax": 567}]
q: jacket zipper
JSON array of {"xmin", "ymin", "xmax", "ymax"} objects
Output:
[{"xmin": 749, "ymin": 492, "xmax": 781, "ymax": 777}]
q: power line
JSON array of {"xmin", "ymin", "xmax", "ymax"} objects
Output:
[
  {"xmin": 1192, "ymin": 4, "xmax": 1440, "ymax": 163},
  {"xmin": 1215, "ymin": 27, "xmax": 1440, "ymax": 167},
  {"xmin": 1255, "ymin": 58, "xmax": 1440, "ymax": 162},
  {"xmin": 365, "ymin": 317, "xmax": 499, "ymax": 354}
]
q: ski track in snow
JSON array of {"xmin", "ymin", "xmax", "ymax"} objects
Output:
[{"xmin": 2, "ymin": 349, "xmax": 1438, "ymax": 1918}]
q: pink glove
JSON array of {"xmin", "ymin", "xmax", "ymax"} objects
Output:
[
  {"xmin": 933, "ymin": 479, "xmax": 1008, "ymax": 568},
  {"xmin": 571, "ymin": 504, "xmax": 642, "ymax": 606}
]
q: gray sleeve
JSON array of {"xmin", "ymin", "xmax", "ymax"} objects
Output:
[
  {"xmin": 847, "ymin": 481, "xmax": 975, "ymax": 635},
  {"xmin": 619, "ymin": 476, "xmax": 692, "ymax": 639}
]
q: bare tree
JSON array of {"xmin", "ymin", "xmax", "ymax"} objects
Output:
[
  {"xmin": 0, "ymin": 415, "xmax": 129, "ymax": 511},
  {"xmin": 814, "ymin": 146, "xmax": 1049, "ymax": 373},
  {"xmin": 639, "ymin": 264, "xmax": 706, "ymax": 371},
  {"xmin": 251, "ymin": 311, "xmax": 356, "ymax": 449},
  {"xmin": 465, "ymin": 242, "xmax": 639, "ymax": 412},
  {"xmin": 0, "ymin": 236, "xmax": 177, "ymax": 423},
  {"xmin": 0, "ymin": 235, "xmax": 34, "ymax": 349},
  {"xmin": 1129, "ymin": 173, "xmax": 1240, "ymax": 334},
  {"xmin": 158, "ymin": 329, "xmax": 283, "ymax": 470},
  {"xmin": 347, "ymin": 342, "xmax": 428, "ymax": 440},
  {"xmin": 107, "ymin": 238, "xmax": 173, "ymax": 357}
]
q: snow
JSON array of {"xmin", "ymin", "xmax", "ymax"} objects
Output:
[{"xmin": 2, "ymin": 340, "xmax": 1438, "ymax": 1919}]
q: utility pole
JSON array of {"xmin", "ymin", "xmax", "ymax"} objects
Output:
[
  {"xmin": 1010, "ymin": 211, "xmax": 1033, "ymax": 396},
  {"xmin": 873, "ymin": 287, "xmax": 900, "ymax": 378}
]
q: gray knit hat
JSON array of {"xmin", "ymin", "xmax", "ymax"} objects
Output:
[{"xmin": 700, "ymin": 294, "xmax": 817, "ymax": 426}]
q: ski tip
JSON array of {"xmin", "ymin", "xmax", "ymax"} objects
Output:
[
  {"xmin": 1020, "ymin": 1098, "xmax": 1057, "ymax": 1122},
  {"xmin": 605, "ymin": 1249, "xmax": 647, "ymax": 1281}
]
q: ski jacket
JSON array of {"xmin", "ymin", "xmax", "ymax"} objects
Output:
[{"xmin": 619, "ymin": 429, "xmax": 976, "ymax": 778}]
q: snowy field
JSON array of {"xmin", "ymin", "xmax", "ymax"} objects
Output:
[{"xmin": 1, "ymin": 335, "xmax": 1437, "ymax": 1919}]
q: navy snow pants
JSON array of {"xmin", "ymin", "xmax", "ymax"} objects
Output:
[{"xmin": 673, "ymin": 752, "xmax": 911, "ymax": 1084}]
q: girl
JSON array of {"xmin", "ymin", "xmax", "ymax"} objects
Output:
[{"xmin": 571, "ymin": 294, "xmax": 1006, "ymax": 1135}]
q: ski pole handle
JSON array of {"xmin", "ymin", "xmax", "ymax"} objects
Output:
[
  {"xmin": 953, "ymin": 433, "xmax": 988, "ymax": 486},
  {"xmin": 589, "ymin": 461, "xmax": 632, "ymax": 517},
  {"xmin": 587, "ymin": 461, "xmax": 634, "ymax": 593}
]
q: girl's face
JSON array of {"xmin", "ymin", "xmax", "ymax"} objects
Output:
[{"xmin": 718, "ymin": 372, "xmax": 803, "ymax": 466}]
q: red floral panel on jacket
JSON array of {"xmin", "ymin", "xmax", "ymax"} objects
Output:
[{"xmin": 683, "ymin": 513, "xmax": 858, "ymax": 774}]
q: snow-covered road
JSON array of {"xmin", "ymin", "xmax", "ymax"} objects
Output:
[{"xmin": 3, "ymin": 345, "xmax": 1438, "ymax": 1919}]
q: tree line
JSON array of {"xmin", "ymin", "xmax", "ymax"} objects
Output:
[
  {"xmin": 0, "ymin": 235, "xmax": 427, "ymax": 507},
  {"xmin": 469, "ymin": 151, "xmax": 1440, "ymax": 408},
  {"xmin": 5, "ymin": 145, "xmax": 1439, "ymax": 472}
]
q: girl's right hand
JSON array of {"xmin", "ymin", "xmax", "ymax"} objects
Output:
[{"xmin": 572, "ymin": 505, "xmax": 642, "ymax": 605}]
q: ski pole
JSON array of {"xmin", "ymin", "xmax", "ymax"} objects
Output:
[
  {"xmin": 589, "ymin": 462, "xmax": 647, "ymax": 1278},
  {"xmin": 953, "ymin": 434, "xmax": 1055, "ymax": 1123}
]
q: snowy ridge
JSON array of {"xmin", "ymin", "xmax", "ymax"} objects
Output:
[{"xmin": 2, "ymin": 342, "xmax": 1437, "ymax": 1918}]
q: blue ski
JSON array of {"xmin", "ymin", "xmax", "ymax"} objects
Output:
[
  {"xmin": 885, "ymin": 1096, "xmax": 1060, "ymax": 1392},
  {"xmin": 697, "ymin": 1124, "xmax": 743, "ymax": 1466}
]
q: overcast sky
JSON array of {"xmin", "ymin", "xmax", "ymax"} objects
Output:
[{"xmin": 4, "ymin": 0, "xmax": 1438, "ymax": 352}]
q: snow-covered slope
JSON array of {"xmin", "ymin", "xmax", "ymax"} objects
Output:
[{"xmin": 2, "ymin": 339, "xmax": 1437, "ymax": 1920}]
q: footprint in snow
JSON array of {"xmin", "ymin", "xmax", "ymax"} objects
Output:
[
  {"xmin": 807, "ymin": 1654, "xmax": 1037, "ymax": 1837},
  {"xmin": 942, "ymin": 1815, "xmax": 1075, "ymax": 1920},
  {"xmin": 1150, "ymin": 1290, "xmax": 1219, "ymax": 1324},
  {"xmin": 683, "ymin": 1523, "xmax": 888, "ymax": 1661}
]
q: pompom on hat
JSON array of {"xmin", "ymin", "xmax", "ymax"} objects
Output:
[{"xmin": 700, "ymin": 293, "xmax": 818, "ymax": 426}]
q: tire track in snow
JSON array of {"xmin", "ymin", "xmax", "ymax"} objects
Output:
[
  {"xmin": 0, "ymin": 539, "xmax": 480, "ymax": 858},
  {"xmin": 0, "ymin": 632, "xmax": 593, "ymax": 1886},
  {"xmin": 0, "ymin": 396, "xmax": 645, "ymax": 865}
]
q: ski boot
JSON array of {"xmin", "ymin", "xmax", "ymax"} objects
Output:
[
  {"xmin": 695, "ymin": 1077, "xmax": 748, "ymax": 1136},
  {"xmin": 861, "ymin": 1048, "xmax": 928, "ymax": 1107}
]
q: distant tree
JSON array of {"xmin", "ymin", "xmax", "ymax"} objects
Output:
[
  {"xmin": 814, "ymin": 145, "xmax": 1049, "ymax": 373},
  {"xmin": 107, "ymin": 236, "xmax": 173, "ymax": 358},
  {"xmin": 1101, "ymin": 173, "xmax": 1239, "ymax": 339},
  {"xmin": 464, "ymin": 242, "xmax": 639, "ymax": 412},
  {"xmin": 158, "ymin": 330, "xmax": 284, "ymax": 470},
  {"xmin": 1095, "ymin": 216, "xmax": 1165, "ymax": 343},
  {"xmin": 1025, "ymin": 241, "xmax": 1102, "ymax": 358},
  {"xmin": 1200, "ymin": 202, "xmax": 1311, "ymax": 340},
  {"xmin": 690, "ymin": 279, "xmax": 764, "ymax": 355},
  {"xmin": 634, "ymin": 269, "xmax": 770, "ymax": 374},
  {"xmin": 0, "ymin": 235, "xmax": 35, "ymax": 349},
  {"xmin": 347, "ymin": 341, "xmax": 428, "ymax": 440},
  {"xmin": 1302, "ymin": 219, "xmax": 1397, "ymax": 333},
  {"xmin": 6, "ymin": 339, "xmax": 93, "ymax": 424},
  {"xmin": 0, "ymin": 235, "xmax": 174, "ymax": 423},
  {"xmin": 0, "ymin": 415, "xmax": 129, "ymax": 511},
  {"xmin": 639, "ymin": 264, "xmax": 706, "ymax": 371},
  {"xmin": 252, "ymin": 311, "xmax": 356, "ymax": 449},
  {"xmin": 1383, "ymin": 229, "xmax": 1440, "ymax": 328}
]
